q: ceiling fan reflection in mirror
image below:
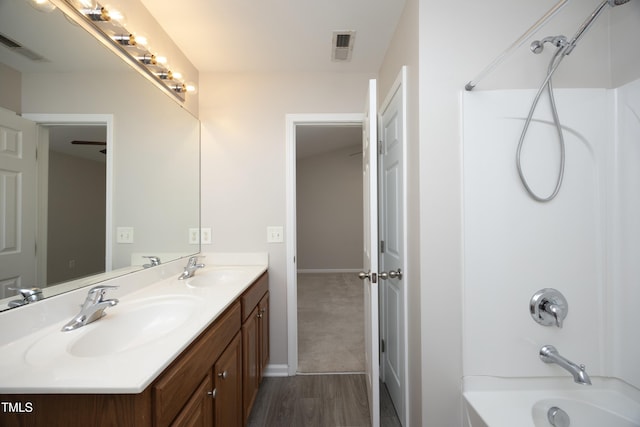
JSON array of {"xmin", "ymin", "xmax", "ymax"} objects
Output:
[{"xmin": 71, "ymin": 139, "xmax": 106, "ymax": 154}]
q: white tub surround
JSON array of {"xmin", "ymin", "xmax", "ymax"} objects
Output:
[
  {"xmin": 463, "ymin": 376, "xmax": 640, "ymax": 427},
  {"xmin": 0, "ymin": 253, "xmax": 267, "ymax": 394}
]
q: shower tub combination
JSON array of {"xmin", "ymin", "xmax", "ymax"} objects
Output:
[
  {"xmin": 463, "ymin": 377, "xmax": 640, "ymax": 427},
  {"xmin": 462, "ymin": 1, "xmax": 640, "ymax": 427}
]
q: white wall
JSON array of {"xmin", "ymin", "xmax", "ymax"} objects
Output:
[
  {"xmin": 612, "ymin": 78, "xmax": 640, "ymax": 389},
  {"xmin": 462, "ymin": 89, "xmax": 609, "ymax": 379},
  {"xmin": 296, "ymin": 144, "xmax": 363, "ymax": 271},
  {"xmin": 47, "ymin": 151, "xmax": 106, "ymax": 284},
  {"xmin": 0, "ymin": 63, "xmax": 20, "ymax": 113},
  {"xmin": 199, "ymin": 71, "xmax": 374, "ymax": 368}
]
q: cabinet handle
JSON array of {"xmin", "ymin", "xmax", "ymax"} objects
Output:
[
  {"xmin": 207, "ymin": 389, "xmax": 216, "ymax": 398},
  {"xmin": 260, "ymin": 308, "xmax": 266, "ymax": 313},
  {"xmin": 257, "ymin": 313, "xmax": 263, "ymax": 319},
  {"xmin": 217, "ymin": 371, "xmax": 228, "ymax": 379}
]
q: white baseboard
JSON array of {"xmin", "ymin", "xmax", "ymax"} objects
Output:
[
  {"xmin": 297, "ymin": 269, "xmax": 361, "ymax": 274},
  {"xmin": 264, "ymin": 364, "xmax": 290, "ymax": 377}
]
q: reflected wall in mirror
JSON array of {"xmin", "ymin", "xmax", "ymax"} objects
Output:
[{"xmin": 0, "ymin": 0, "xmax": 200, "ymax": 311}]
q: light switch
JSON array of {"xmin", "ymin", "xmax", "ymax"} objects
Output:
[
  {"xmin": 267, "ymin": 226, "xmax": 284, "ymax": 243},
  {"xmin": 116, "ymin": 227, "xmax": 134, "ymax": 244},
  {"xmin": 189, "ymin": 228, "xmax": 199, "ymax": 244},
  {"xmin": 201, "ymin": 227, "xmax": 212, "ymax": 244}
]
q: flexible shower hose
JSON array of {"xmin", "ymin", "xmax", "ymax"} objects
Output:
[{"xmin": 516, "ymin": 46, "xmax": 567, "ymax": 202}]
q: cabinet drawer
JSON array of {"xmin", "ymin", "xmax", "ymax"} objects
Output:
[
  {"xmin": 153, "ymin": 301, "xmax": 241, "ymax": 427},
  {"xmin": 241, "ymin": 272, "xmax": 268, "ymax": 322}
]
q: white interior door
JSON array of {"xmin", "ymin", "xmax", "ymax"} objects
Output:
[
  {"xmin": 360, "ymin": 79, "xmax": 380, "ymax": 427},
  {"xmin": 379, "ymin": 83, "xmax": 406, "ymax": 426},
  {"xmin": 0, "ymin": 108, "xmax": 38, "ymax": 298}
]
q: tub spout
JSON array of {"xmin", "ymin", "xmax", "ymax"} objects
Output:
[{"xmin": 539, "ymin": 345, "xmax": 592, "ymax": 385}]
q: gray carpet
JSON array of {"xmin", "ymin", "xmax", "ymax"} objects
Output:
[{"xmin": 297, "ymin": 272, "xmax": 365, "ymax": 373}]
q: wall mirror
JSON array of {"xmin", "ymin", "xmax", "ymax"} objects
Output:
[{"xmin": 0, "ymin": 0, "xmax": 200, "ymax": 311}]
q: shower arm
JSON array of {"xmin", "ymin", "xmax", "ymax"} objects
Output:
[{"xmin": 465, "ymin": 0, "xmax": 569, "ymax": 91}]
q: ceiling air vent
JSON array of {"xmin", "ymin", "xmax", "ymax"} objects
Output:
[
  {"xmin": 0, "ymin": 32, "xmax": 48, "ymax": 62},
  {"xmin": 332, "ymin": 31, "xmax": 355, "ymax": 62}
]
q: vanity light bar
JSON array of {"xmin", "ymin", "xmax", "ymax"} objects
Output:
[{"xmin": 52, "ymin": 0, "xmax": 195, "ymax": 102}]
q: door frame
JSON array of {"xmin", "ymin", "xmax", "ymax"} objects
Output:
[
  {"xmin": 22, "ymin": 113, "xmax": 114, "ymax": 271},
  {"xmin": 285, "ymin": 113, "xmax": 364, "ymax": 376}
]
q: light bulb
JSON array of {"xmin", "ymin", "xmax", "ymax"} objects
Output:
[{"xmin": 29, "ymin": 0, "xmax": 56, "ymax": 12}]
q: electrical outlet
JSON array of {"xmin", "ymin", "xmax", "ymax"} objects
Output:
[
  {"xmin": 189, "ymin": 228, "xmax": 200, "ymax": 244},
  {"xmin": 116, "ymin": 227, "xmax": 134, "ymax": 244},
  {"xmin": 267, "ymin": 226, "xmax": 284, "ymax": 243},
  {"xmin": 201, "ymin": 227, "xmax": 212, "ymax": 245}
]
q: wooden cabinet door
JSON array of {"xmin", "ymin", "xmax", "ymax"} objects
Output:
[
  {"xmin": 170, "ymin": 374, "xmax": 213, "ymax": 427},
  {"xmin": 258, "ymin": 292, "xmax": 270, "ymax": 379},
  {"xmin": 242, "ymin": 305, "xmax": 259, "ymax": 424},
  {"xmin": 214, "ymin": 332, "xmax": 242, "ymax": 427}
]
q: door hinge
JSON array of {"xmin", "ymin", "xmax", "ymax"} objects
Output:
[
  {"xmin": 381, "ymin": 339, "xmax": 385, "ymax": 353},
  {"xmin": 380, "ymin": 240, "xmax": 385, "ymax": 253},
  {"xmin": 378, "ymin": 140, "xmax": 383, "ymax": 155}
]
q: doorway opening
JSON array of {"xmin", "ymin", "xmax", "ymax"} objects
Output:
[
  {"xmin": 295, "ymin": 123, "xmax": 364, "ymax": 373},
  {"xmin": 285, "ymin": 113, "xmax": 364, "ymax": 376},
  {"xmin": 24, "ymin": 113, "xmax": 113, "ymax": 284},
  {"xmin": 45, "ymin": 124, "xmax": 107, "ymax": 285}
]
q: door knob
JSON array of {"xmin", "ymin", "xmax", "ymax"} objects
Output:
[
  {"xmin": 379, "ymin": 268, "xmax": 402, "ymax": 280},
  {"xmin": 358, "ymin": 271, "xmax": 371, "ymax": 280}
]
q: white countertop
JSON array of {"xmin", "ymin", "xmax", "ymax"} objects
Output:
[{"xmin": 0, "ymin": 253, "xmax": 267, "ymax": 394}]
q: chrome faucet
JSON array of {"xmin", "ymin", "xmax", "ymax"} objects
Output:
[
  {"xmin": 178, "ymin": 255, "xmax": 205, "ymax": 280},
  {"xmin": 539, "ymin": 345, "xmax": 592, "ymax": 385},
  {"xmin": 62, "ymin": 285, "xmax": 119, "ymax": 332},
  {"xmin": 8, "ymin": 287, "xmax": 43, "ymax": 307},
  {"xmin": 143, "ymin": 255, "xmax": 161, "ymax": 268}
]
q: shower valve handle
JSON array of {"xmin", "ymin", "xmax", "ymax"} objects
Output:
[{"xmin": 530, "ymin": 288, "xmax": 568, "ymax": 329}]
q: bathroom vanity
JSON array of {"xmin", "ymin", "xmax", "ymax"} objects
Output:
[{"xmin": 0, "ymin": 255, "xmax": 269, "ymax": 427}]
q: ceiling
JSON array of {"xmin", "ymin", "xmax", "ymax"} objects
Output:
[
  {"xmin": 48, "ymin": 125, "xmax": 108, "ymax": 163},
  {"xmin": 296, "ymin": 125, "xmax": 362, "ymax": 159},
  {"xmin": 139, "ymin": 0, "xmax": 406, "ymax": 73}
]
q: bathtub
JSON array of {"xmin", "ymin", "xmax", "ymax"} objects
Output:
[{"xmin": 463, "ymin": 377, "xmax": 640, "ymax": 427}]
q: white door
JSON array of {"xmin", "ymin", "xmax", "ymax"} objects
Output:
[
  {"xmin": 359, "ymin": 79, "xmax": 380, "ymax": 427},
  {"xmin": 0, "ymin": 108, "xmax": 38, "ymax": 298},
  {"xmin": 379, "ymin": 83, "xmax": 406, "ymax": 426}
]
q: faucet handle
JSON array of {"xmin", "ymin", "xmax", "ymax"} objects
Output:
[
  {"xmin": 187, "ymin": 255, "xmax": 206, "ymax": 267},
  {"xmin": 530, "ymin": 288, "xmax": 568, "ymax": 328},
  {"xmin": 143, "ymin": 256, "xmax": 161, "ymax": 267},
  {"xmin": 546, "ymin": 302, "xmax": 564, "ymax": 328},
  {"xmin": 86, "ymin": 285, "xmax": 118, "ymax": 302},
  {"xmin": 8, "ymin": 287, "xmax": 43, "ymax": 302}
]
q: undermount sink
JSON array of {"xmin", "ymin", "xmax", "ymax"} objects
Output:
[
  {"xmin": 25, "ymin": 295, "xmax": 203, "ymax": 364},
  {"xmin": 186, "ymin": 268, "xmax": 252, "ymax": 287}
]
